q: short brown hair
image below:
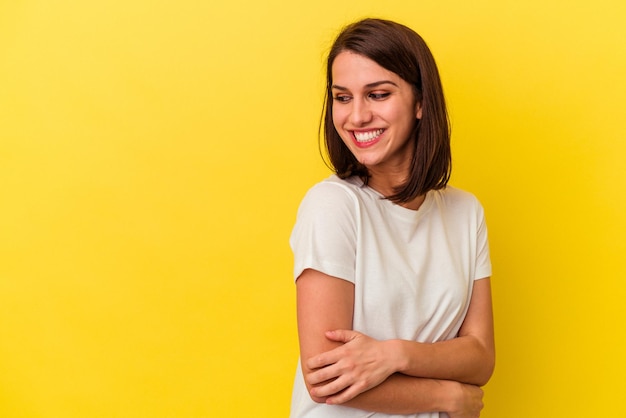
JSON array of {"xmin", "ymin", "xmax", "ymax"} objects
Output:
[{"xmin": 322, "ymin": 18, "xmax": 451, "ymax": 203}]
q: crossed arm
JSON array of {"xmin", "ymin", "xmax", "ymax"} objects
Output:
[{"xmin": 296, "ymin": 268, "xmax": 494, "ymax": 416}]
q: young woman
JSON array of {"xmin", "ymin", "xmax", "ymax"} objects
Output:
[{"xmin": 290, "ymin": 18, "xmax": 494, "ymax": 418}]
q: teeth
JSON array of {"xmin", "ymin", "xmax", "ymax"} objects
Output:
[{"xmin": 354, "ymin": 129, "xmax": 383, "ymax": 143}]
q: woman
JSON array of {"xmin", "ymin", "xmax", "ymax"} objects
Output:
[{"xmin": 290, "ymin": 18, "xmax": 494, "ymax": 417}]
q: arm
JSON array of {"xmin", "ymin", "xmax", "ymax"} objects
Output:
[
  {"xmin": 396, "ymin": 277, "xmax": 495, "ymax": 384},
  {"xmin": 306, "ymin": 278, "xmax": 495, "ymax": 403},
  {"xmin": 297, "ymin": 268, "xmax": 484, "ymax": 415},
  {"xmin": 340, "ymin": 373, "xmax": 484, "ymax": 416},
  {"xmin": 296, "ymin": 267, "xmax": 354, "ymax": 406}
]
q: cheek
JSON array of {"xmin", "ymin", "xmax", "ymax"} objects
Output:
[
  {"xmin": 395, "ymin": 105, "xmax": 419, "ymax": 129},
  {"xmin": 332, "ymin": 110, "xmax": 352, "ymax": 139},
  {"xmin": 332, "ymin": 102, "xmax": 353, "ymax": 124},
  {"xmin": 331, "ymin": 112, "xmax": 353, "ymax": 146},
  {"xmin": 331, "ymin": 107, "xmax": 343, "ymax": 128}
]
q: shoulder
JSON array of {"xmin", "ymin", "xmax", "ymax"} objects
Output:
[
  {"xmin": 434, "ymin": 186, "xmax": 480, "ymax": 205},
  {"xmin": 297, "ymin": 175, "xmax": 363, "ymax": 213},
  {"xmin": 290, "ymin": 176, "xmax": 361, "ymax": 280},
  {"xmin": 292, "ymin": 175, "xmax": 366, "ymax": 242},
  {"xmin": 430, "ymin": 186, "xmax": 485, "ymax": 217}
]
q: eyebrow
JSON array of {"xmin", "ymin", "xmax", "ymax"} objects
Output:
[{"xmin": 331, "ymin": 80, "xmax": 399, "ymax": 90}]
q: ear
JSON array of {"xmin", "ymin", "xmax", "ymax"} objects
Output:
[{"xmin": 415, "ymin": 102, "xmax": 423, "ymax": 119}]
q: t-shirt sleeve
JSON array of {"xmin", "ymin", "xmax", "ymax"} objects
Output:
[
  {"xmin": 290, "ymin": 182, "xmax": 357, "ymax": 283},
  {"xmin": 474, "ymin": 198, "xmax": 492, "ymax": 280}
]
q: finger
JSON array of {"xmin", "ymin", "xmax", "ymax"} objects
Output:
[
  {"xmin": 306, "ymin": 364, "xmax": 340, "ymax": 386},
  {"xmin": 306, "ymin": 351, "xmax": 340, "ymax": 371},
  {"xmin": 325, "ymin": 381, "xmax": 367, "ymax": 405},
  {"xmin": 325, "ymin": 329, "xmax": 359, "ymax": 343},
  {"xmin": 310, "ymin": 375, "xmax": 352, "ymax": 398},
  {"xmin": 306, "ymin": 344, "xmax": 346, "ymax": 370}
]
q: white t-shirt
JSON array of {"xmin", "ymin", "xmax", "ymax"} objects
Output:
[{"xmin": 289, "ymin": 175, "xmax": 492, "ymax": 418}]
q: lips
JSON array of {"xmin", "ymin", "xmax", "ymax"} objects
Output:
[{"xmin": 353, "ymin": 129, "xmax": 384, "ymax": 146}]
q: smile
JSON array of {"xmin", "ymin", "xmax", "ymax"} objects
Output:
[{"xmin": 354, "ymin": 129, "xmax": 384, "ymax": 143}]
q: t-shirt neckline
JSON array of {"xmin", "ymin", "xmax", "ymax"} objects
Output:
[{"xmin": 345, "ymin": 175, "xmax": 435, "ymax": 222}]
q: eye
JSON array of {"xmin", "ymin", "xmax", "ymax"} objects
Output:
[
  {"xmin": 333, "ymin": 95, "xmax": 352, "ymax": 103},
  {"xmin": 369, "ymin": 92, "xmax": 391, "ymax": 100}
]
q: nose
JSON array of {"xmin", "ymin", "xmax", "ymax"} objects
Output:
[{"xmin": 349, "ymin": 98, "xmax": 372, "ymax": 126}]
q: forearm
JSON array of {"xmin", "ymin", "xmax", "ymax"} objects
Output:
[
  {"xmin": 393, "ymin": 278, "xmax": 495, "ymax": 386},
  {"xmin": 338, "ymin": 373, "xmax": 456, "ymax": 415},
  {"xmin": 393, "ymin": 335, "xmax": 495, "ymax": 386}
]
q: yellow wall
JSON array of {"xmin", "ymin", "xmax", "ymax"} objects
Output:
[{"xmin": 1, "ymin": 1, "xmax": 624, "ymax": 416}]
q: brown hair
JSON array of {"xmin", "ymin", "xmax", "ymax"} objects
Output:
[{"xmin": 322, "ymin": 18, "xmax": 451, "ymax": 203}]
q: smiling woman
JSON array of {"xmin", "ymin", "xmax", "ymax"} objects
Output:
[
  {"xmin": 289, "ymin": 18, "xmax": 494, "ymax": 418},
  {"xmin": 330, "ymin": 52, "xmax": 422, "ymax": 182},
  {"xmin": 322, "ymin": 19, "xmax": 451, "ymax": 207}
]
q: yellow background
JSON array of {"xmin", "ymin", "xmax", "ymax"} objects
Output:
[{"xmin": 1, "ymin": 0, "xmax": 624, "ymax": 416}]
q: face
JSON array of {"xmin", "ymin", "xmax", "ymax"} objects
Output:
[{"xmin": 331, "ymin": 51, "xmax": 422, "ymax": 174}]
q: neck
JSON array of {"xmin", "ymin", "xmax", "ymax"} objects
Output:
[
  {"xmin": 366, "ymin": 163, "xmax": 407, "ymax": 195},
  {"xmin": 366, "ymin": 168, "xmax": 426, "ymax": 211}
]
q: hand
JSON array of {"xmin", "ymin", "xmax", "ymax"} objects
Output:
[
  {"xmin": 446, "ymin": 382, "xmax": 484, "ymax": 418},
  {"xmin": 305, "ymin": 330, "xmax": 397, "ymax": 404}
]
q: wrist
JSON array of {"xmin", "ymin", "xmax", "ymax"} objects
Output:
[
  {"xmin": 385, "ymin": 339, "xmax": 408, "ymax": 373},
  {"xmin": 434, "ymin": 380, "xmax": 461, "ymax": 413}
]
